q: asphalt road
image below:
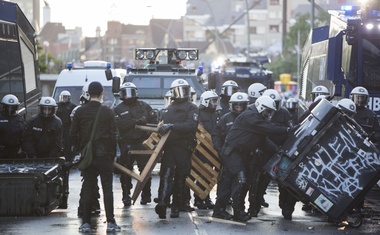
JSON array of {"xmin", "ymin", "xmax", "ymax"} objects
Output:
[{"xmin": 1, "ymin": 167, "xmax": 380, "ymax": 235}]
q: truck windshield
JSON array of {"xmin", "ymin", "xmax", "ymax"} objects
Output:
[
  {"xmin": 362, "ymin": 38, "xmax": 380, "ymax": 89},
  {"xmin": 53, "ymin": 86, "xmax": 116, "ymax": 107}
]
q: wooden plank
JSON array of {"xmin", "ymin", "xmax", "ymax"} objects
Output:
[
  {"xmin": 194, "ymin": 216, "xmax": 247, "ymax": 225},
  {"xmin": 131, "ymin": 130, "xmax": 170, "ymax": 204},
  {"xmin": 114, "ymin": 162, "xmax": 142, "ymax": 181},
  {"xmin": 128, "ymin": 150, "xmax": 154, "ymax": 155}
]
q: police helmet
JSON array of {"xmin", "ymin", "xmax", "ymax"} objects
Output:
[
  {"xmin": 337, "ymin": 98, "xmax": 356, "ymax": 116},
  {"xmin": 170, "ymin": 79, "xmax": 190, "ymax": 100},
  {"xmin": 59, "ymin": 90, "xmax": 71, "ymax": 103},
  {"xmin": 220, "ymin": 80, "xmax": 239, "ymax": 97},
  {"xmin": 350, "ymin": 86, "xmax": 369, "ymax": 108},
  {"xmin": 247, "ymin": 83, "xmax": 267, "ymax": 101},
  {"xmin": 262, "ymin": 89, "xmax": 282, "ymax": 110},
  {"xmin": 255, "ymin": 95, "xmax": 276, "ymax": 120},
  {"xmin": 229, "ymin": 92, "xmax": 249, "ymax": 114},
  {"xmin": 80, "ymin": 83, "xmax": 90, "ymax": 103},
  {"xmin": 119, "ymin": 82, "xmax": 138, "ymax": 100},
  {"xmin": 200, "ymin": 90, "xmax": 218, "ymax": 109},
  {"xmin": 164, "ymin": 90, "xmax": 172, "ymax": 107},
  {"xmin": 313, "ymin": 94, "xmax": 326, "ymax": 103},
  {"xmin": 38, "ymin": 97, "xmax": 57, "ymax": 117},
  {"xmin": 311, "ymin": 85, "xmax": 329, "ymax": 101},
  {"xmin": 1, "ymin": 94, "xmax": 20, "ymax": 116},
  {"xmin": 285, "ymin": 98, "xmax": 298, "ymax": 110}
]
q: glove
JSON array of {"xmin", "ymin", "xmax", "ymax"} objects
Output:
[
  {"xmin": 137, "ymin": 116, "xmax": 148, "ymax": 125},
  {"xmin": 288, "ymin": 124, "xmax": 301, "ymax": 133},
  {"xmin": 73, "ymin": 154, "xmax": 81, "ymax": 164},
  {"xmin": 158, "ymin": 124, "xmax": 174, "ymax": 136}
]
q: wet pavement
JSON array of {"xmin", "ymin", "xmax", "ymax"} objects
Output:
[{"xmin": 1, "ymin": 167, "xmax": 380, "ymax": 235}]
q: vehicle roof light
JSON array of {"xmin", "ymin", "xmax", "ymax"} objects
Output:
[
  {"xmin": 341, "ymin": 5, "xmax": 360, "ymax": 16},
  {"xmin": 177, "ymin": 50, "xmax": 187, "ymax": 60},
  {"xmin": 366, "ymin": 23, "xmax": 374, "ymax": 30},
  {"xmin": 66, "ymin": 62, "xmax": 73, "ymax": 70},
  {"xmin": 136, "ymin": 50, "xmax": 145, "ymax": 60},
  {"xmin": 188, "ymin": 50, "xmax": 198, "ymax": 60},
  {"xmin": 106, "ymin": 62, "xmax": 112, "ymax": 69},
  {"xmin": 146, "ymin": 50, "xmax": 155, "ymax": 60}
]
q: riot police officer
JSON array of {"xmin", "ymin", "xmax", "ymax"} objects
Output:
[
  {"xmin": 0, "ymin": 94, "xmax": 25, "ymax": 159},
  {"xmin": 217, "ymin": 80, "xmax": 239, "ymax": 117},
  {"xmin": 56, "ymin": 90, "xmax": 76, "ymax": 161},
  {"xmin": 155, "ymin": 79, "xmax": 199, "ymax": 219},
  {"xmin": 22, "ymin": 97, "xmax": 63, "ymax": 159},
  {"xmin": 247, "ymin": 83, "xmax": 267, "ymax": 104},
  {"xmin": 336, "ymin": 98, "xmax": 356, "ymax": 117},
  {"xmin": 113, "ymin": 82, "xmax": 157, "ymax": 206},
  {"xmin": 212, "ymin": 96, "xmax": 289, "ymax": 222},
  {"xmin": 285, "ymin": 97, "xmax": 299, "ymax": 125},
  {"xmin": 193, "ymin": 90, "xmax": 219, "ymax": 209},
  {"xmin": 350, "ymin": 86, "xmax": 380, "ymax": 147}
]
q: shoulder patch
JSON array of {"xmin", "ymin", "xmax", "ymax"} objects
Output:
[{"xmin": 193, "ymin": 113, "xmax": 198, "ymax": 121}]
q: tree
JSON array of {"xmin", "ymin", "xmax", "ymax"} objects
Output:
[{"xmin": 267, "ymin": 11, "xmax": 330, "ymax": 81}]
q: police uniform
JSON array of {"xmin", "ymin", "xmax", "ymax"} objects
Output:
[
  {"xmin": 194, "ymin": 104, "xmax": 218, "ymax": 209},
  {"xmin": 217, "ymin": 96, "xmax": 230, "ymax": 118},
  {"xmin": 0, "ymin": 111, "xmax": 25, "ymax": 158},
  {"xmin": 22, "ymin": 114, "xmax": 63, "ymax": 158},
  {"xmin": 352, "ymin": 106, "xmax": 380, "ymax": 147},
  {"xmin": 113, "ymin": 99, "xmax": 156, "ymax": 206},
  {"xmin": 156, "ymin": 99, "xmax": 199, "ymax": 218},
  {"xmin": 56, "ymin": 100, "xmax": 76, "ymax": 161},
  {"xmin": 213, "ymin": 104, "xmax": 288, "ymax": 222}
]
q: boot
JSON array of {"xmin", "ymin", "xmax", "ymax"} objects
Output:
[
  {"xmin": 140, "ymin": 177, "xmax": 152, "ymax": 205},
  {"xmin": 212, "ymin": 207, "xmax": 232, "ymax": 220},
  {"xmin": 233, "ymin": 209, "xmax": 251, "ymax": 222},
  {"xmin": 121, "ymin": 177, "xmax": 133, "ymax": 207},
  {"xmin": 170, "ymin": 205, "xmax": 180, "ymax": 218},
  {"xmin": 204, "ymin": 194, "xmax": 215, "ymax": 209},
  {"xmin": 232, "ymin": 171, "xmax": 250, "ymax": 222},
  {"xmin": 155, "ymin": 168, "xmax": 173, "ymax": 219},
  {"xmin": 194, "ymin": 195, "xmax": 207, "ymax": 209}
]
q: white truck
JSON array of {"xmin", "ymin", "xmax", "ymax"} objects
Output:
[{"xmin": 52, "ymin": 61, "xmax": 124, "ymax": 107}]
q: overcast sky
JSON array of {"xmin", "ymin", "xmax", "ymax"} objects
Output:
[{"xmin": 46, "ymin": 0, "xmax": 187, "ymax": 37}]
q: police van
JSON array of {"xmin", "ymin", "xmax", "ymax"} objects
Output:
[
  {"xmin": 109, "ymin": 48, "xmax": 204, "ymax": 112},
  {"xmin": 52, "ymin": 61, "xmax": 124, "ymax": 107}
]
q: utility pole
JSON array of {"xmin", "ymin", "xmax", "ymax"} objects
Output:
[
  {"xmin": 311, "ymin": 0, "xmax": 315, "ymax": 29},
  {"xmin": 245, "ymin": 0, "xmax": 250, "ymax": 59},
  {"xmin": 282, "ymin": 0, "xmax": 287, "ymax": 53}
]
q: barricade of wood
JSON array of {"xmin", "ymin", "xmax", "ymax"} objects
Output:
[
  {"xmin": 187, "ymin": 124, "xmax": 221, "ymax": 199},
  {"xmin": 115, "ymin": 124, "xmax": 221, "ymax": 203}
]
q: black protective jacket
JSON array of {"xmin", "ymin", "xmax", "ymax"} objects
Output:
[
  {"xmin": 161, "ymin": 99, "xmax": 199, "ymax": 146},
  {"xmin": 22, "ymin": 114, "xmax": 63, "ymax": 158},
  {"xmin": 70, "ymin": 101, "xmax": 117, "ymax": 157},
  {"xmin": 211, "ymin": 111, "xmax": 239, "ymax": 154},
  {"xmin": 353, "ymin": 106, "xmax": 380, "ymax": 146},
  {"xmin": 224, "ymin": 105, "xmax": 288, "ymax": 153},
  {"xmin": 0, "ymin": 112, "xmax": 26, "ymax": 158},
  {"xmin": 199, "ymin": 105, "xmax": 217, "ymax": 134},
  {"xmin": 113, "ymin": 99, "xmax": 156, "ymax": 144},
  {"xmin": 56, "ymin": 101, "xmax": 76, "ymax": 128}
]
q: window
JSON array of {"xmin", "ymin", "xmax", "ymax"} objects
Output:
[
  {"xmin": 269, "ymin": 25, "xmax": 280, "ymax": 33},
  {"xmin": 270, "ymin": 0, "xmax": 280, "ymax": 5}
]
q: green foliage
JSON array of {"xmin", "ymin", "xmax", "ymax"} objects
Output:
[{"xmin": 268, "ymin": 11, "xmax": 331, "ymax": 81}]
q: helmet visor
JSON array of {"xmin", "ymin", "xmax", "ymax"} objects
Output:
[
  {"xmin": 222, "ymin": 86, "xmax": 239, "ymax": 97},
  {"xmin": 261, "ymin": 108, "xmax": 275, "ymax": 121},
  {"xmin": 120, "ymin": 88, "xmax": 137, "ymax": 100},
  {"xmin": 172, "ymin": 86, "xmax": 190, "ymax": 99},
  {"xmin": 2, "ymin": 105, "xmax": 18, "ymax": 115},
  {"xmin": 39, "ymin": 106, "xmax": 56, "ymax": 117},
  {"xmin": 351, "ymin": 94, "xmax": 368, "ymax": 107},
  {"xmin": 231, "ymin": 102, "xmax": 247, "ymax": 114},
  {"xmin": 59, "ymin": 95, "xmax": 70, "ymax": 103}
]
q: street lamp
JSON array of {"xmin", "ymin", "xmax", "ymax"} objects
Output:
[
  {"xmin": 43, "ymin": 41, "xmax": 49, "ymax": 66},
  {"xmin": 245, "ymin": 0, "xmax": 250, "ymax": 59}
]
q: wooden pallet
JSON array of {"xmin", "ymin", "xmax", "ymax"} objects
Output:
[
  {"xmin": 115, "ymin": 124, "xmax": 221, "ymax": 203},
  {"xmin": 186, "ymin": 124, "xmax": 221, "ymax": 200}
]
